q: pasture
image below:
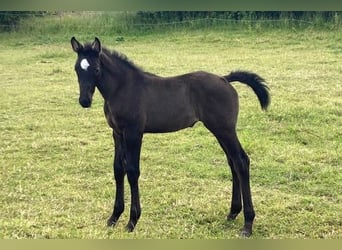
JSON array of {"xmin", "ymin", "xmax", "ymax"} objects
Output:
[{"xmin": 0, "ymin": 24, "xmax": 341, "ymax": 238}]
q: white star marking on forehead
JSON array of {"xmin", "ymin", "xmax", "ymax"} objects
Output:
[{"xmin": 80, "ymin": 58, "xmax": 90, "ymax": 71}]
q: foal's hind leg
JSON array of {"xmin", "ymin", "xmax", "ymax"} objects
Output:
[
  {"xmin": 212, "ymin": 129, "xmax": 255, "ymax": 237},
  {"xmin": 227, "ymin": 158, "xmax": 243, "ymax": 220},
  {"xmin": 216, "ymin": 141, "xmax": 242, "ymax": 220}
]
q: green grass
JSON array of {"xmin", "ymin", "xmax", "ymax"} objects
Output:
[{"xmin": 0, "ymin": 22, "xmax": 341, "ymax": 239}]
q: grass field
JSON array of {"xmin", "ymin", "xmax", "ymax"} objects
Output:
[{"xmin": 0, "ymin": 19, "xmax": 341, "ymax": 238}]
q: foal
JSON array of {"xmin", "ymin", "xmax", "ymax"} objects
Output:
[{"xmin": 71, "ymin": 37, "xmax": 270, "ymax": 237}]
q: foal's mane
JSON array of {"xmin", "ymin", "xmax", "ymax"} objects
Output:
[
  {"xmin": 102, "ymin": 47, "xmax": 144, "ymax": 72},
  {"xmin": 83, "ymin": 43, "xmax": 157, "ymax": 77},
  {"xmin": 84, "ymin": 43, "xmax": 143, "ymax": 73}
]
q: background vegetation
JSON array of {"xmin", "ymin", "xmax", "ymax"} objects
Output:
[
  {"xmin": 0, "ymin": 12, "xmax": 341, "ymax": 239},
  {"xmin": 1, "ymin": 11, "xmax": 342, "ymax": 33}
]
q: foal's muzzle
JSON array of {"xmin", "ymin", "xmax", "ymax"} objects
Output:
[
  {"xmin": 78, "ymin": 83, "xmax": 95, "ymax": 108},
  {"xmin": 79, "ymin": 97, "xmax": 92, "ymax": 108}
]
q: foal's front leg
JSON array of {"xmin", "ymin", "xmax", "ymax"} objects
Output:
[
  {"xmin": 108, "ymin": 131, "xmax": 125, "ymax": 227},
  {"xmin": 123, "ymin": 129, "xmax": 143, "ymax": 232}
]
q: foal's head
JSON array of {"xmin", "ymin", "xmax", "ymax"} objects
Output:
[{"xmin": 71, "ymin": 37, "xmax": 102, "ymax": 108}]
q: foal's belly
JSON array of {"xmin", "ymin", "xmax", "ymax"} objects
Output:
[{"xmin": 144, "ymin": 111, "xmax": 198, "ymax": 133}]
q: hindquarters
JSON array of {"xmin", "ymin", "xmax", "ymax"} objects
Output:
[
  {"xmin": 188, "ymin": 71, "xmax": 256, "ymax": 236},
  {"xmin": 189, "ymin": 71, "xmax": 240, "ymax": 131}
]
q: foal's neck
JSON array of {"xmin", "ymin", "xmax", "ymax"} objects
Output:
[{"xmin": 96, "ymin": 53, "xmax": 143, "ymax": 101}]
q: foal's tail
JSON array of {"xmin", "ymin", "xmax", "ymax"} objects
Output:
[{"xmin": 224, "ymin": 71, "xmax": 270, "ymax": 111}]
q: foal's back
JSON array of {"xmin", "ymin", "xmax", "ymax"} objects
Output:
[{"xmin": 141, "ymin": 71, "xmax": 239, "ymax": 133}]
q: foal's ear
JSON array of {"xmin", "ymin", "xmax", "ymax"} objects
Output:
[
  {"xmin": 71, "ymin": 37, "xmax": 82, "ymax": 53},
  {"xmin": 92, "ymin": 37, "xmax": 102, "ymax": 54}
]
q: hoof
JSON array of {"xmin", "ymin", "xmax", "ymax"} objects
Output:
[
  {"xmin": 227, "ymin": 212, "xmax": 239, "ymax": 221},
  {"xmin": 107, "ymin": 217, "xmax": 117, "ymax": 227},
  {"xmin": 240, "ymin": 224, "xmax": 252, "ymax": 238},
  {"xmin": 125, "ymin": 222, "xmax": 135, "ymax": 232}
]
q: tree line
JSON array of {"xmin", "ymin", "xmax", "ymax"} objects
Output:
[{"xmin": 0, "ymin": 11, "xmax": 340, "ymax": 31}]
